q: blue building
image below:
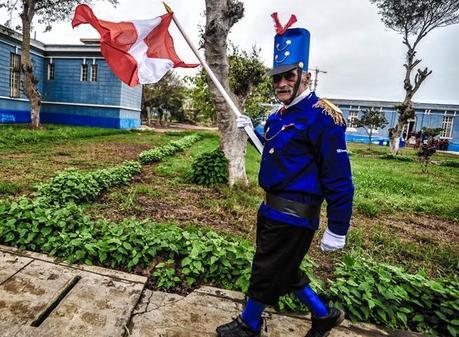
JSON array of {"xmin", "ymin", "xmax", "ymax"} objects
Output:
[
  {"xmin": 0, "ymin": 24, "xmax": 141, "ymax": 129},
  {"xmin": 331, "ymin": 98, "xmax": 459, "ymax": 152}
]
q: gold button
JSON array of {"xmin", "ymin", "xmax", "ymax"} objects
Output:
[{"xmin": 269, "ymin": 148, "xmax": 275, "ymax": 154}]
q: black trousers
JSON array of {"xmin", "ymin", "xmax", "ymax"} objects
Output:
[{"xmin": 247, "ymin": 214, "xmax": 315, "ymax": 306}]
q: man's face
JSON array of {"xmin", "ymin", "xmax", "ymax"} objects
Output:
[{"xmin": 272, "ymin": 68, "xmax": 310, "ymax": 104}]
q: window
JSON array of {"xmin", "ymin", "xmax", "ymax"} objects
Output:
[
  {"xmin": 81, "ymin": 64, "xmax": 88, "ymax": 81},
  {"xmin": 90, "ymin": 64, "xmax": 98, "ymax": 82},
  {"xmin": 47, "ymin": 62, "xmax": 54, "ymax": 80},
  {"xmin": 348, "ymin": 111, "xmax": 359, "ymax": 128},
  {"xmin": 9, "ymin": 53, "xmax": 21, "ymax": 98},
  {"xmin": 441, "ymin": 116, "xmax": 453, "ymax": 138}
]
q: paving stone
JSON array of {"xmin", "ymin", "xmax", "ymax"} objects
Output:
[
  {"xmin": 0, "ymin": 245, "xmax": 147, "ymax": 337},
  {"xmin": 14, "ymin": 272, "xmax": 145, "ymax": 337},
  {"xmin": 0, "ymin": 245, "xmax": 428, "ymax": 337},
  {"xmin": 130, "ymin": 286, "xmax": 429, "ymax": 337},
  {"xmin": 0, "ymin": 250, "xmax": 33, "ymax": 284},
  {"xmin": 0, "ymin": 260, "xmax": 80, "ymax": 336},
  {"xmin": 0, "ymin": 245, "xmax": 145, "ymax": 284}
]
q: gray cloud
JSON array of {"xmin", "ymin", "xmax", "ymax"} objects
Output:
[{"xmin": 1, "ymin": 0, "xmax": 458, "ymax": 104}]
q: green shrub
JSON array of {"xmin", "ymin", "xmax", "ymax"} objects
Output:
[
  {"xmin": 189, "ymin": 148, "xmax": 229, "ymax": 186},
  {"xmin": 35, "ymin": 161, "xmax": 141, "ymax": 205},
  {"xmin": 152, "ymin": 259, "xmax": 181, "ymax": 289},
  {"xmin": 139, "ymin": 134, "xmax": 201, "ymax": 164},
  {"xmin": 0, "ymin": 197, "xmax": 92, "ymax": 253},
  {"xmin": 329, "ymin": 254, "xmax": 459, "ymax": 336}
]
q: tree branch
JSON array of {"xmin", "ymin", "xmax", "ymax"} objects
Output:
[{"xmin": 412, "ymin": 67, "xmax": 432, "ymax": 96}]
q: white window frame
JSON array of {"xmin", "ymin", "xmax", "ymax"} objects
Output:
[
  {"xmin": 47, "ymin": 60, "xmax": 54, "ymax": 80},
  {"xmin": 9, "ymin": 53, "xmax": 21, "ymax": 98},
  {"xmin": 440, "ymin": 116, "xmax": 454, "ymax": 139},
  {"xmin": 81, "ymin": 64, "xmax": 88, "ymax": 81},
  {"xmin": 90, "ymin": 64, "xmax": 98, "ymax": 82}
]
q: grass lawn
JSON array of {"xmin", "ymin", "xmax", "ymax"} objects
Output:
[{"xmin": 1, "ymin": 124, "xmax": 458, "ymax": 281}]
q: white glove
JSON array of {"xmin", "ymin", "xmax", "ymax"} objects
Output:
[
  {"xmin": 320, "ymin": 228, "xmax": 346, "ymax": 252},
  {"xmin": 236, "ymin": 115, "xmax": 253, "ymax": 129}
]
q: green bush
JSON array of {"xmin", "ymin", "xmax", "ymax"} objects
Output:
[
  {"xmin": 189, "ymin": 148, "xmax": 229, "ymax": 186},
  {"xmin": 152, "ymin": 259, "xmax": 181, "ymax": 289},
  {"xmin": 139, "ymin": 134, "xmax": 201, "ymax": 164},
  {"xmin": 0, "ymin": 197, "xmax": 92, "ymax": 253},
  {"xmin": 329, "ymin": 255, "xmax": 459, "ymax": 336},
  {"xmin": 0, "ymin": 199, "xmax": 256, "ymax": 289},
  {"xmin": 35, "ymin": 161, "xmax": 141, "ymax": 205}
]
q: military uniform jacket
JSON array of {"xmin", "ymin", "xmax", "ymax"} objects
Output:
[{"xmin": 257, "ymin": 92, "xmax": 354, "ymax": 236}]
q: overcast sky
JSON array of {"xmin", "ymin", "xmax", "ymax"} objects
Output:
[{"xmin": 2, "ymin": 0, "xmax": 459, "ymax": 104}]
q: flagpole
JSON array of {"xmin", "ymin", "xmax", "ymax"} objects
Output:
[{"xmin": 163, "ymin": 2, "xmax": 264, "ymax": 154}]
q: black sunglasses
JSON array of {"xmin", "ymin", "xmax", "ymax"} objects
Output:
[{"xmin": 272, "ymin": 70, "xmax": 298, "ymax": 83}]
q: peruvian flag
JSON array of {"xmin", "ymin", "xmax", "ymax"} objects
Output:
[{"xmin": 72, "ymin": 4, "xmax": 198, "ymax": 87}]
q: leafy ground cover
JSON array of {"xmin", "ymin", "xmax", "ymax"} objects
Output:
[{"xmin": 1, "ymin": 124, "xmax": 458, "ymax": 335}]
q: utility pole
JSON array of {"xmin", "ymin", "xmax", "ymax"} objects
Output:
[{"xmin": 310, "ymin": 67, "xmax": 328, "ymax": 92}]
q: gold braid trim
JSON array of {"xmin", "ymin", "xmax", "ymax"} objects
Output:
[{"xmin": 313, "ymin": 98, "xmax": 345, "ymax": 126}]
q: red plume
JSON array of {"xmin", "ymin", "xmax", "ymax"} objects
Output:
[
  {"xmin": 271, "ymin": 12, "xmax": 283, "ymax": 34},
  {"xmin": 271, "ymin": 13, "xmax": 297, "ymax": 35}
]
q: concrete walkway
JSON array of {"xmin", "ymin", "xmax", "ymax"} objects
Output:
[{"xmin": 0, "ymin": 245, "xmax": 426, "ymax": 337}]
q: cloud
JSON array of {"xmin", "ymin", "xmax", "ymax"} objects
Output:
[{"xmin": 2, "ymin": 0, "xmax": 458, "ymax": 104}]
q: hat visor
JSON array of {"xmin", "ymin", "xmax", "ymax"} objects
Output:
[{"xmin": 267, "ymin": 64, "xmax": 298, "ymax": 76}]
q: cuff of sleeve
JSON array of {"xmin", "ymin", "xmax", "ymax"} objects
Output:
[{"xmin": 328, "ymin": 220, "xmax": 350, "ymax": 236}]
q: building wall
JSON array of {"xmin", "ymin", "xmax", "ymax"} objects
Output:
[
  {"xmin": 0, "ymin": 38, "xmax": 46, "ymax": 123},
  {"xmin": 120, "ymin": 82, "xmax": 142, "ymax": 109},
  {"xmin": 0, "ymin": 97, "xmax": 30, "ymax": 123},
  {"xmin": 0, "ymin": 31, "xmax": 142, "ymax": 129},
  {"xmin": 43, "ymin": 59, "xmax": 121, "ymax": 105},
  {"xmin": 337, "ymin": 102, "xmax": 459, "ymax": 151},
  {"xmin": 41, "ymin": 104, "xmax": 131, "ymax": 129}
]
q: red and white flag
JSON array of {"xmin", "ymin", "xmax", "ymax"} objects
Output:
[{"xmin": 72, "ymin": 4, "xmax": 198, "ymax": 87}]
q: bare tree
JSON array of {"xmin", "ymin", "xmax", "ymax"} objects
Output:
[
  {"xmin": 370, "ymin": 0, "xmax": 459, "ymax": 154},
  {"xmin": 203, "ymin": 0, "xmax": 252, "ymax": 186},
  {"xmin": 1, "ymin": 0, "xmax": 117, "ymax": 129}
]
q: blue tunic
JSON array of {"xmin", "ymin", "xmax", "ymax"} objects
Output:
[{"xmin": 256, "ymin": 92, "xmax": 354, "ymax": 236}]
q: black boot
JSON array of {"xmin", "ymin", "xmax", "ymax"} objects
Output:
[
  {"xmin": 216, "ymin": 315, "xmax": 261, "ymax": 337},
  {"xmin": 305, "ymin": 308, "xmax": 345, "ymax": 337}
]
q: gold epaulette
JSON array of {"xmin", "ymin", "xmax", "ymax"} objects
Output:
[{"xmin": 313, "ymin": 98, "xmax": 345, "ymax": 126}]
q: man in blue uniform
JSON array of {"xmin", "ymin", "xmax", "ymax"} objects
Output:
[{"xmin": 216, "ymin": 14, "xmax": 354, "ymax": 337}]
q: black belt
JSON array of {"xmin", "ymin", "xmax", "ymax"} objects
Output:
[{"xmin": 264, "ymin": 193, "xmax": 321, "ymax": 220}]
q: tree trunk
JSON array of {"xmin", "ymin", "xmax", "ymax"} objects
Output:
[
  {"xmin": 204, "ymin": 0, "xmax": 247, "ymax": 186},
  {"xmin": 390, "ymin": 40, "xmax": 431, "ymax": 154},
  {"xmin": 21, "ymin": 0, "xmax": 41, "ymax": 129}
]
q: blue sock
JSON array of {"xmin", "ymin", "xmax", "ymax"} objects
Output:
[
  {"xmin": 241, "ymin": 298, "xmax": 266, "ymax": 331},
  {"xmin": 294, "ymin": 285, "xmax": 329, "ymax": 318}
]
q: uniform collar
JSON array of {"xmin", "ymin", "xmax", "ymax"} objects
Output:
[{"xmin": 283, "ymin": 88, "xmax": 312, "ymax": 110}]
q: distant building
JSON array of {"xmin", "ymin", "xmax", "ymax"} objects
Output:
[
  {"xmin": 331, "ymin": 98, "xmax": 459, "ymax": 152},
  {"xmin": 0, "ymin": 25, "xmax": 141, "ymax": 129}
]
